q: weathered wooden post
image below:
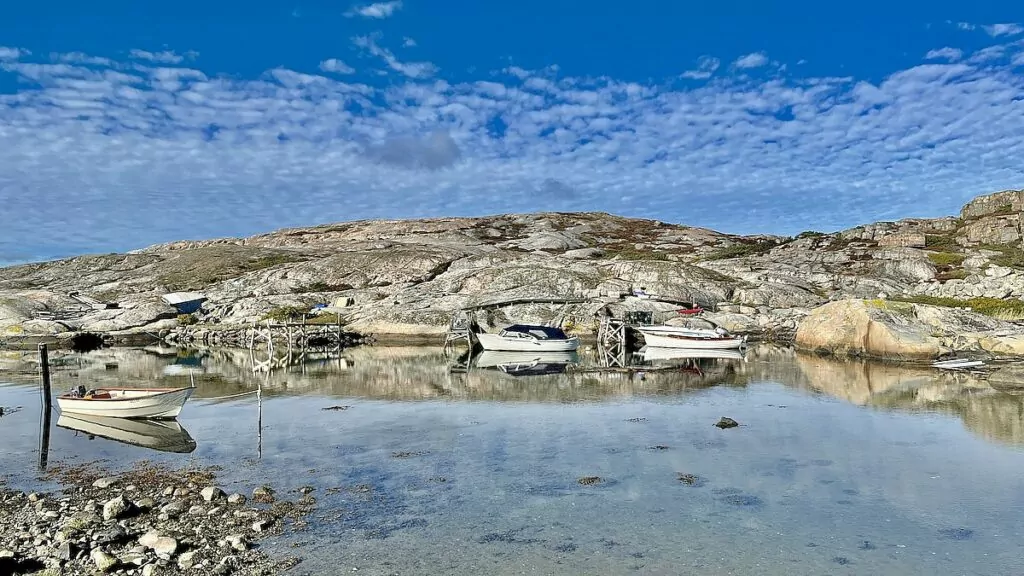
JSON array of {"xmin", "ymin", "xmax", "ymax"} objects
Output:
[
  {"xmin": 39, "ymin": 344, "xmax": 52, "ymax": 410},
  {"xmin": 38, "ymin": 343, "xmax": 52, "ymax": 470}
]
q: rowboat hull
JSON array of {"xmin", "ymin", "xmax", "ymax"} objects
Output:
[
  {"xmin": 57, "ymin": 413, "xmax": 197, "ymax": 453},
  {"xmin": 638, "ymin": 331, "xmax": 746, "ymax": 350},
  {"xmin": 57, "ymin": 387, "xmax": 194, "ymax": 419},
  {"xmin": 475, "ymin": 333, "xmax": 580, "ymax": 352}
]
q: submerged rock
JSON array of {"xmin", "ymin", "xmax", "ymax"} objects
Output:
[{"xmin": 714, "ymin": 417, "xmax": 739, "ymax": 429}]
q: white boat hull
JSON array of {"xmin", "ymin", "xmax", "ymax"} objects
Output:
[
  {"xmin": 475, "ymin": 333, "xmax": 580, "ymax": 352},
  {"xmin": 638, "ymin": 331, "xmax": 746, "ymax": 350},
  {"xmin": 57, "ymin": 387, "xmax": 194, "ymax": 419}
]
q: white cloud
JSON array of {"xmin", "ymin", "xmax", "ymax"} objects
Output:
[
  {"xmin": 319, "ymin": 58, "xmax": 356, "ymax": 74},
  {"xmin": 0, "ymin": 46, "xmax": 28, "ymax": 60},
  {"xmin": 681, "ymin": 56, "xmax": 720, "ymax": 80},
  {"xmin": 1, "ymin": 41, "xmax": 1024, "ymax": 260},
  {"xmin": 924, "ymin": 47, "xmax": 963, "ymax": 62},
  {"xmin": 957, "ymin": 22, "xmax": 976, "ymax": 31},
  {"xmin": 733, "ymin": 52, "xmax": 769, "ymax": 69},
  {"xmin": 352, "ymin": 33, "xmax": 437, "ymax": 78},
  {"xmin": 128, "ymin": 49, "xmax": 196, "ymax": 65},
  {"xmin": 403, "ymin": 37, "xmax": 417, "ymax": 47},
  {"xmin": 346, "ymin": 1, "xmax": 402, "ymax": 18},
  {"xmin": 983, "ymin": 23, "xmax": 1024, "ymax": 37}
]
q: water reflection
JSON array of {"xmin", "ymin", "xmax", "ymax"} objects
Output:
[
  {"xmin": 472, "ymin": 351, "xmax": 580, "ymax": 376},
  {"xmin": 2, "ymin": 344, "xmax": 1024, "ymax": 446},
  {"xmin": 56, "ymin": 413, "xmax": 197, "ymax": 453}
]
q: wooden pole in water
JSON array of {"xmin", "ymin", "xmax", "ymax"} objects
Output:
[
  {"xmin": 38, "ymin": 343, "xmax": 52, "ymax": 470},
  {"xmin": 38, "ymin": 344, "xmax": 51, "ymax": 411}
]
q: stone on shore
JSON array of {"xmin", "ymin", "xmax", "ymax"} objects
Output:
[
  {"xmin": 92, "ymin": 477, "xmax": 119, "ymax": 489},
  {"xmin": 201, "ymin": 486, "xmax": 226, "ymax": 502},
  {"xmin": 91, "ymin": 549, "xmax": 118, "ymax": 572},
  {"xmin": 102, "ymin": 495, "xmax": 132, "ymax": 521}
]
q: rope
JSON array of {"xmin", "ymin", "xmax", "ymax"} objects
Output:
[{"xmin": 197, "ymin": 389, "xmax": 258, "ymax": 399}]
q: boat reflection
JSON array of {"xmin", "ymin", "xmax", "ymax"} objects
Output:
[
  {"xmin": 634, "ymin": 346, "xmax": 746, "ymax": 375},
  {"xmin": 56, "ymin": 413, "xmax": 198, "ymax": 454},
  {"xmin": 472, "ymin": 350, "xmax": 581, "ymax": 376}
]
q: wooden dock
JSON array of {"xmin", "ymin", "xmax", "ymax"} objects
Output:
[{"xmin": 247, "ymin": 314, "xmax": 351, "ymax": 373}]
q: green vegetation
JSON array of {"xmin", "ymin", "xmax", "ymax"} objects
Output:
[
  {"xmin": 924, "ymin": 233, "xmax": 960, "ymax": 253},
  {"xmin": 263, "ymin": 305, "xmax": 341, "ymax": 324},
  {"xmin": 263, "ymin": 305, "xmax": 310, "ymax": 322},
  {"xmin": 157, "ymin": 247, "xmax": 307, "ymax": 291},
  {"xmin": 607, "ymin": 246, "xmax": 670, "ymax": 261},
  {"xmin": 935, "ymin": 269, "xmax": 968, "ymax": 282},
  {"xmin": 176, "ymin": 313, "xmax": 198, "ymax": 326},
  {"xmin": 795, "ymin": 231, "xmax": 827, "ymax": 239},
  {"xmin": 890, "ymin": 295, "xmax": 1024, "ymax": 319},
  {"xmin": 927, "ymin": 252, "xmax": 965, "ymax": 267},
  {"xmin": 703, "ymin": 239, "xmax": 781, "ymax": 261},
  {"xmin": 979, "ymin": 243, "xmax": 1024, "ymax": 268},
  {"xmin": 293, "ymin": 281, "xmax": 353, "ymax": 293}
]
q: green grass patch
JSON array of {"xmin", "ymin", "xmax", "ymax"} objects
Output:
[
  {"xmin": 924, "ymin": 234, "xmax": 960, "ymax": 253},
  {"xmin": 979, "ymin": 243, "xmax": 1024, "ymax": 268},
  {"xmin": 702, "ymin": 239, "xmax": 781, "ymax": 261},
  {"xmin": 890, "ymin": 295, "xmax": 1024, "ymax": 319},
  {"xmin": 927, "ymin": 252, "xmax": 965, "ymax": 267},
  {"xmin": 936, "ymin": 269, "xmax": 968, "ymax": 282},
  {"xmin": 796, "ymin": 230, "xmax": 827, "ymax": 239},
  {"xmin": 293, "ymin": 281, "xmax": 354, "ymax": 293},
  {"xmin": 263, "ymin": 305, "xmax": 311, "ymax": 322}
]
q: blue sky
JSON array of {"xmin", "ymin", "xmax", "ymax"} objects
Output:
[{"xmin": 1, "ymin": 1, "xmax": 1023, "ymax": 264}]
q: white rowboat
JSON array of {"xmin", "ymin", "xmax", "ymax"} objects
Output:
[
  {"xmin": 475, "ymin": 324, "xmax": 580, "ymax": 352},
  {"xmin": 57, "ymin": 387, "xmax": 194, "ymax": 419},
  {"xmin": 639, "ymin": 332, "xmax": 746, "ymax": 349}
]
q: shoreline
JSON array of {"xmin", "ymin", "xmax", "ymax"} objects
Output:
[{"xmin": 0, "ymin": 461, "xmax": 309, "ymax": 576}]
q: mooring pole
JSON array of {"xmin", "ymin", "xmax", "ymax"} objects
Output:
[
  {"xmin": 38, "ymin": 343, "xmax": 52, "ymax": 470},
  {"xmin": 39, "ymin": 344, "xmax": 51, "ymax": 411}
]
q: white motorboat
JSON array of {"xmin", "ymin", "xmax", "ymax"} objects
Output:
[
  {"xmin": 57, "ymin": 413, "xmax": 197, "ymax": 453},
  {"xmin": 57, "ymin": 386, "xmax": 195, "ymax": 419},
  {"xmin": 475, "ymin": 324, "xmax": 580, "ymax": 352}
]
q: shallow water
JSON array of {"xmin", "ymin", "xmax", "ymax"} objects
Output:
[{"xmin": 2, "ymin": 345, "xmax": 1024, "ymax": 575}]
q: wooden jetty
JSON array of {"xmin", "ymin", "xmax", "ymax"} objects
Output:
[{"xmin": 246, "ymin": 314, "xmax": 351, "ymax": 373}]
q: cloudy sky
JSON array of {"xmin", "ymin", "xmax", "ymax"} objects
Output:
[{"xmin": 1, "ymin": 1, "xmax": 1023, "ymax": 264}]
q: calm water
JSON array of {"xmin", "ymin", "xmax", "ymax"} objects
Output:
[{"xmin": 2, "ymin": 344, "xmax": 1024, "ymax": 575}]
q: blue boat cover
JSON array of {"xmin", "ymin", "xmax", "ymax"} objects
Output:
[{"xmin": 502, "ymin": 324, "xmax": 570, "ymax": 340}]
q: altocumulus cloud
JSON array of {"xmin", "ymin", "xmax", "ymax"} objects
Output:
[{"xmin": 0, "ymin": 36, "xmax": 1023, "ymax": 261}]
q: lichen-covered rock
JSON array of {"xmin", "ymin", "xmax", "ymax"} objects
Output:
[{"xmin": 796, "ymin": 300, "xmax": 947, "ymax": 359}]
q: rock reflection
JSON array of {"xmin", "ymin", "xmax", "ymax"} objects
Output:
[{"xmin": 2, "ymin": 343, "xmax": 1023, "ymax": 445}]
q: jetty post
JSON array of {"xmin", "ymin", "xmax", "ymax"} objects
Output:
[
  {"xmin": 39, "ymin": 343, "xmax": 52, "ymax": 411},
  {"xmin": 38, "ymin": 343, "xmax": 52, "ymax": 470}
]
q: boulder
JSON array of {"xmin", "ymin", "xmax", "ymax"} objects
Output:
[
  {"xmin": 102, "ymin": 495, "xmax": 131, "ymax": 521},
  {"xmin": 795, "ymin": 299, "xmax": 947, "ymax": 359}
]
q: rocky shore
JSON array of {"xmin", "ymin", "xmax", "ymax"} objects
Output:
[
  {"xmin": 0, "ymin": 463, "xmax": 309, "ymax": 576},
  {"xmin": 3, "ymin": 189, "xmax": 1024, "ymax": 361}
]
